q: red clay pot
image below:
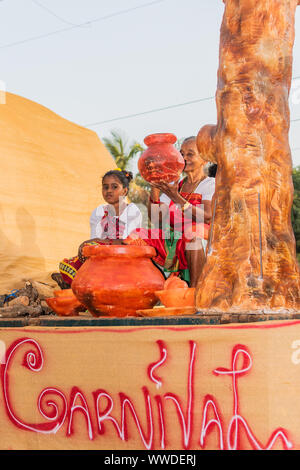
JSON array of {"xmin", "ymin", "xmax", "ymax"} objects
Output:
[
  {"xmin": 71, "ymin": 245, "xmax": 165, "ymax": 317},
  {"xmin": 138, "ymin": 133, "xmax": 185, "ymax": 183}
]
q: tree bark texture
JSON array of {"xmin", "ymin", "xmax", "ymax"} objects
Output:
[{"xmin": 196, "ymin": 0, "xmax": 300, "ymax": 313}]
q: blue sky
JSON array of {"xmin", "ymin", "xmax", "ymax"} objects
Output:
[{"xmin": 1, "ymin": 0, "xmax": 300, "ymax": 168}]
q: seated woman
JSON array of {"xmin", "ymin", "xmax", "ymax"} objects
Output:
[
  {"xmin": 124, "ymin": 136, "xmax": 216, "ymax": 287},
  {"xmin": 53, "ymin": 169, "xmax": 142, "ymax": 288}
]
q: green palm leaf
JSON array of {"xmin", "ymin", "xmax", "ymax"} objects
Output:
[{"xmin": 103, "ymin": 130, "xmax": 144, "ymax": 171}]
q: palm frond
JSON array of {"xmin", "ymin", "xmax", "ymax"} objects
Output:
[
  {"xmin": 103, "ymin": 130, "xmax": 143, "ymax": 171},
  {"xmin": 103, "ymin": 140, "xmax": 122, "ymax": 160},
  {"xmin": 128, "ymin": 143, "xmax": 144, "ymax": 159}
]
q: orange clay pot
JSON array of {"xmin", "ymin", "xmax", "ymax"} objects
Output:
[
  {"xmin": 138, "ymin": 133, "xmax": 185, "ymax": 183},
  {"xmin": 46, "ymin": 289, "xmax": 85, "ymax": 317},
  {"xmin": 71, "ymin": 245, "xmax": 165, "ymax": 317},
  {"xmin": 164, "ymin": 275, "xmax": 189, "ymax": 290},
  {"xmin": 155, "ymin": 288, "xmax": 196, "ymax": 308}
]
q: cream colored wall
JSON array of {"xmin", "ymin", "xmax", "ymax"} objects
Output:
[
  {"xmin": 0, "ymin": 321, "xmax": 298, "ymax": 450},
  {"xmin": 0, "ymin": 92, "xmax": 116, "ymax": 293}
]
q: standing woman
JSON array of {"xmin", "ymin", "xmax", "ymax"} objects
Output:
[{"xmin": 125, "ymin": 136, "xmax": 216, "ymax": 287}]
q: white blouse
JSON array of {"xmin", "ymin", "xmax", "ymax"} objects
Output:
[
  {"xmin": 90, "ymin": 203, "xmax": 142, "ymax": 239},
  {"xmin": 160, "ymin": 177, "xmax": 215, "ymax": 205}
]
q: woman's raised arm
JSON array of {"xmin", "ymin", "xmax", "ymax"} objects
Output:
[{"xmin": 147, "ymin": 185, "xmax": 169, "ymax": 228}]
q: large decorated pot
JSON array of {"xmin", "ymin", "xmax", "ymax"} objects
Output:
[
  {"xmin": 138, "ymin": 133, "xmax": 185, "ymax": 183},
  {"xmin": 71, "ymin": 245, "xmax": 165, "ymax": 317}
]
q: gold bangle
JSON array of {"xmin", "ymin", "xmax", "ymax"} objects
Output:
[{"xmin": 181, "ymin": 201, "xmax": 191, "ymax": 212}]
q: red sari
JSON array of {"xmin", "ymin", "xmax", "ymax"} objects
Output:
[{"xmin": 124, "ymin": 180, "xmax": 210, "ymax": 281}]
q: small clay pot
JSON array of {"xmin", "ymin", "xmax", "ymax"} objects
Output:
[
  {"xmin": 71, "ymin": 245, "xmax": 165, "ymax": 317},
  {"xmin": 46, "ymin": 289, "xmax": 84, "ymax": 316},
  {"xmin": 138, "ymin": 133, "xmax": 185, "ymax": 183},
  {"xmin": 155, "ymin": 288, "xmax": 196, "ymax": 308}
]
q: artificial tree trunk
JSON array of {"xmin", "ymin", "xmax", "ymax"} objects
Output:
[{"xmin": 196, "ymin": 0, "xmax": 300, "ymax": 313}]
